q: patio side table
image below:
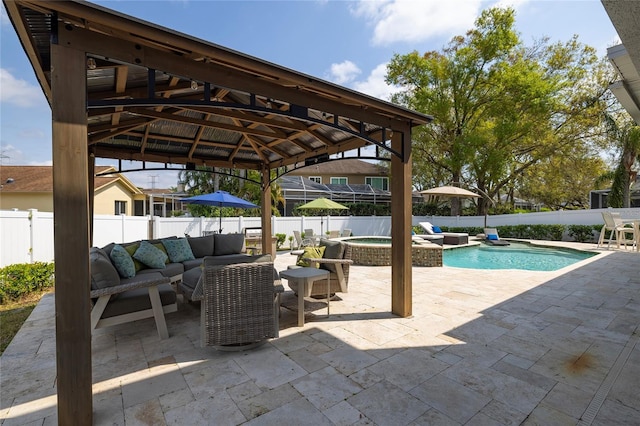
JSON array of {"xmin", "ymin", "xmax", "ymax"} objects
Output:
[{"xmin": 279, "ymin": 267, "xmax": 330, "ymax": 326}]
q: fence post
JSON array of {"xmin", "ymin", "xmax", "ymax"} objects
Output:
[{"xmin": 28, "ymin": 209, "xmax": 38, "ymax": 263}]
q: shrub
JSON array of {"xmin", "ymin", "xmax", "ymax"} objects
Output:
[
  {"xmin": 275, "ymin": 233, "xmax": 286, "ymax": 249},
  {"xmin": 0, "ymin": 262, "xmax": 55, "ymax": 303},
  {"xmin": 568, "ymin": 225, "xmax": 598, "ymax": 243}
]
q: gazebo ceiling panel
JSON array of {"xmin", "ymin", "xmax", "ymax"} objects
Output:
[{"xmin": 5, "ymin": 0, "xmax": 431, "ymax": 172}]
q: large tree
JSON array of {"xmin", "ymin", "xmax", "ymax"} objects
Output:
[
  {"xmin": 601, "ymin": 113, "xmax": 640, "ymax": 208},
  {"xmin": 386, "ymin": 7, "xmax": 612, "ymax": 215},
  {"xmin": 178, "ymin": 167, "xmax": 284, "ymax": 217}
]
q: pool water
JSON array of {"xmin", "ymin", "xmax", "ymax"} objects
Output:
[{"xmin": 443, "ymin": 242, "xmax": 597, "ymax": 271}]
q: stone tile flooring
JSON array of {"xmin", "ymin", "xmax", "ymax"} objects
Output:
[{"xmin": 2, "ymin": 242, "xmax": 640, "ymax": 425}]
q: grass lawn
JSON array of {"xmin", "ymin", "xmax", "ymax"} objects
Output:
[{"xmin": 0, "ymin": 291, "xmax": 51, "ymax": 354}]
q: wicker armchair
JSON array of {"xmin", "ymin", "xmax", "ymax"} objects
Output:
[
  {"xmin": 198, "ymin": 262, "xmax": 283, "ymax": 349},
  {"xmin": 289, "ymin": 240, "xmax": 353, "ymax": 297}
]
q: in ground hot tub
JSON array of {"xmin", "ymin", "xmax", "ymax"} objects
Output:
[{"xmin": 337, "ymin": 236, "xmax": 442, "ymax": 267}]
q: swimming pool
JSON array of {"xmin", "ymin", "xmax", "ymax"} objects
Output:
[{"xmin": 443, "ymin": 242, "xmax": 597, "ymax": 271}]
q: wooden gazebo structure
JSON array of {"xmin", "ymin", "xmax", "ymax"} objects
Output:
[{"xmin": 3, "ymin": 0, "xmax": 432, "ymax": 422}]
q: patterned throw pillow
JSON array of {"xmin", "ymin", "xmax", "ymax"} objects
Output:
[
  {"xmin": 133, "ymin": 240, "xmax": 168, "ymax": 269},
  {"xmin": 109, "ymin": 244, "xmax": 136, "ymax": 278},
  {"xmin": 296, "ymin": 246, "xmax": 326, "ymax": 268},
  {"xmin": 162, "ymin": 238, "xmax": 196, "ymax": 263},
  {"xmin": 124, "ymin": 243, "xmax": 145, "ymax": 272},
  {"xmin": 153, "ymin": 242, "xmax": 171, "ymax": 264}
]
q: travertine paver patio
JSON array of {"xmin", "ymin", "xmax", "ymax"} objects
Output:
[{"xmin": 1, "ymin": 242, "xmax": 639, "ymax": 425}]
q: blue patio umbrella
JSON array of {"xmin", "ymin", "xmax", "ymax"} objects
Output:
[{"xmin": 182, "ymin": 190, "xmax": 259, "ymax": 233}]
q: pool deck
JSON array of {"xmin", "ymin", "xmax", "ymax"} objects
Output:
[{"xmin": 2, "ymin": 241, "xmax": 640, "ymax": 425}]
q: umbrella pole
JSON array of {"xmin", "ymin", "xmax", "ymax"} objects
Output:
[{"xmin": 219, "ymin": 205, "xmax": 223, "ymax": 233}]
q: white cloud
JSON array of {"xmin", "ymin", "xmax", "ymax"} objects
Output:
[
  {"xmin": 0, "ymin": 144, "xmax": 31, "ymax": 164},
  {"xmin": 352, "ymin": 62, "xmax": 400, "ymax": 101},
  {"xmin": 327, "ymin": 60, "xmax": 361, "ymax": 85},
  {"xmin": 351, "ymin": 0, "xmax": 487, "ymax": 46},
  {"xmin": 0, "ymin": 68, "xmax": 45, "ymax": 107}
]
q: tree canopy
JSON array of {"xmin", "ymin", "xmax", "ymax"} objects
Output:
[
  {"xmin": 386, "ymin": 7, "xmax": 616, "ymax": 214},
  {"xmin": 178, "ymin": 168, "xmax": 283, "ymax": 217}
]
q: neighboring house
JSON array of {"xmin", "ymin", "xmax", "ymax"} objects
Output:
[
  {"xmin": 142, "ymin": 188, "xmax": 188, "ymax": 217},
  {"xmin": 590, "ymin": 177, "xmax": 640, "ymax": 208},
  {"xmin": 278, "ymin": 159, "xmax": 395, "ymax": 215},
  {"xmin": 286, "ymin": 158, "xmax": 390, "ymax": 189},
  {"xmin": 0, "ymin": 165, "xmax": 145, "ymax": 215}
]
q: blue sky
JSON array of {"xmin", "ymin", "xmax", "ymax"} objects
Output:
[{"xmin": 0, "ymin": 0, "xmax": 620, "ymax": 189}]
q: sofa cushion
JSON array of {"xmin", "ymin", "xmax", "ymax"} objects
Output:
[
  {"xmin": 109, "ymin": 244, "xmax": 136, "ymax": 278},
  {"xmin": 152, "ymin": 242, "xmax": 171, "ymax": 264},
  {"xmin": 123, "ymin": 242, "xmax": 145, "ymax": 272},
  {"xmin": 137, "ymin": 262, "xmax": 184, "ymax": 279},
  {"xmin": 182, "ymin": 258, "xmax": 204, "ymax": 271},
  {"xmin": 203, "ymin": 253, "xmax": 254, "ymax": 266},
  {"xmin": 90, "ymin": 247, "xmax": 120, "ymax": 290},
  {"xmin": 296, "ymin": 246, "xmax": 326, "ymax": 268},
  {"xmin": 162, "ymin": 238, "xmax": 195, "ymax": 263},
  {"xmin": 101, "ymin": 281, "xmax": 176, "ymax": 319},
  {"xmin": 213, "ymin": 233, "xmax": 245, "ymax": 256},
  {"xmin": 187, "ymin": 235, "xmax": 215, "ymax": 258},
  {"xmin": 319, "ymin": 239, "xmax": 345, "ymax": 273},
  {"xmin": 133, "ymin": 241, "xmax": 168, "ymax": 269}
]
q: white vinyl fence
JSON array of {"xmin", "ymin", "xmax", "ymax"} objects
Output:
[{"xmin": 2, "ymin": 207, "xmax": 639, "ymax": 267}]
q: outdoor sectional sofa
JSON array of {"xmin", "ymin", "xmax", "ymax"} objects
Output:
[{"xmin": 89, "ymin": 233, "xmax": 254, "ymax": 338}]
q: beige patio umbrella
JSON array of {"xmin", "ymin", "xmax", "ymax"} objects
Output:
[
  {"xmin": 420, "ymin": 186, "xmax": 480, "ymax": 216},
  {"xmin": 419, "ymin": 186, "xmax": 481, "ymax": 199}
]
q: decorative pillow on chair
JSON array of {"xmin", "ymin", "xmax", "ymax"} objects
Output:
[
  {"xmin": 133, "ymin": 240, "xmax": 168, "ymax": 269},
  {"xmin": 109, "ymin": 244, "xmax": 136, "ymax": 278},
  {"xmin": 487, "ymin": 234, "xmax": 499, "ymax": 241},
  {"xmin": 163, "ymin": 238, "xmax": 196, "ymax": 263},
  {"xmin": 432, "ymin": 225, "xmax": 442, "ymax": 233},
  {"xmin": 296, "ymin": 246, "xmax": 326, "ymax": 268}
]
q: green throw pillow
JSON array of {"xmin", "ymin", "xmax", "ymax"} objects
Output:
[
  {"xmin": 296, "ymin": 246, "xmax": 326, "ymax": 268},
  {"xmin": 124, "ymin": 243, "xmax": 145, "ymax": 272},
  {"xmin": 162, "ymin": 238, "xmax": 196, "ymax": 263},
  {"xmin": 153, "ymin": 242, "xmax": 171, "ymax": 264},
  {"xmin": 109, "ymin": 244, "xmax": 136, "ymax": 278},
  {"xmin": 133, "ymin": 240, "xmax": 168, "ymax": 269}
]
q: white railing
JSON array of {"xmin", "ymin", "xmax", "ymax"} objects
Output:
[{"xmin": 1, "ymin": 207, "xmax": 639, "ymax": 267}]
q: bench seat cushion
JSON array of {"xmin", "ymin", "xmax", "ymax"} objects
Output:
[
  {"xmin": 101, "ymin": 282, "xmax": 177, "ymax": 318},
  {"xmin": 137, "ymin": 262, "xmax": 184, "ymax": 279}
]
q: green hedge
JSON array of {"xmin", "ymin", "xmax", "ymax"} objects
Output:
[
  {"xmin": 0, "ymin": 262, "xmax": 55, "ymax": 304},
  {"xmin": 413, "ymin": 224, "xmax": 602, "ymax": 243}
]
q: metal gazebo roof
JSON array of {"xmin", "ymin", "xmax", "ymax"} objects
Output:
[{"xmin": 4, "ymin": 0, "xmax": 431, "ymax": 172}]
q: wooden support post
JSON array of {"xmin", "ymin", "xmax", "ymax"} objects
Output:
[
  {"xmin": 261, "ymin": 167, "xmax": 273, "ymax": 258},
  {"xmin": 390, "ymin": 126, "xmax": 412, "ymax": 317},
  {"xmin": 51, "ymin": 41, "xmax": 93, "ymax": 423},
  {"xmin": 88, "ymin": 154, "xmax": 95, "ymax": 245}
]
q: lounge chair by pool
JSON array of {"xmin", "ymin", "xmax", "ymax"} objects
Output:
[
  {"xmin": 418, "ymin": 222, "xmax": 468, "ymax": 245},
  {"xmin": 484, "ymin": 228, "xmax": 510, "ymax": 246}
]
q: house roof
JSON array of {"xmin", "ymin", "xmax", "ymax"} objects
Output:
[
  {"xmin": 603, "ymin": 1, "xmax": 640, "ymax": 123},
  {"xmin": 287, "ymin": 159, "xmax": 388, "ymax": 176},
  {"xmin": 3, "ymin": 0, "xmax": 432, "ymax": 172},
  {"xmin": 0, "ymin": 165, "xmax": 140, "ymax": 193}
]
